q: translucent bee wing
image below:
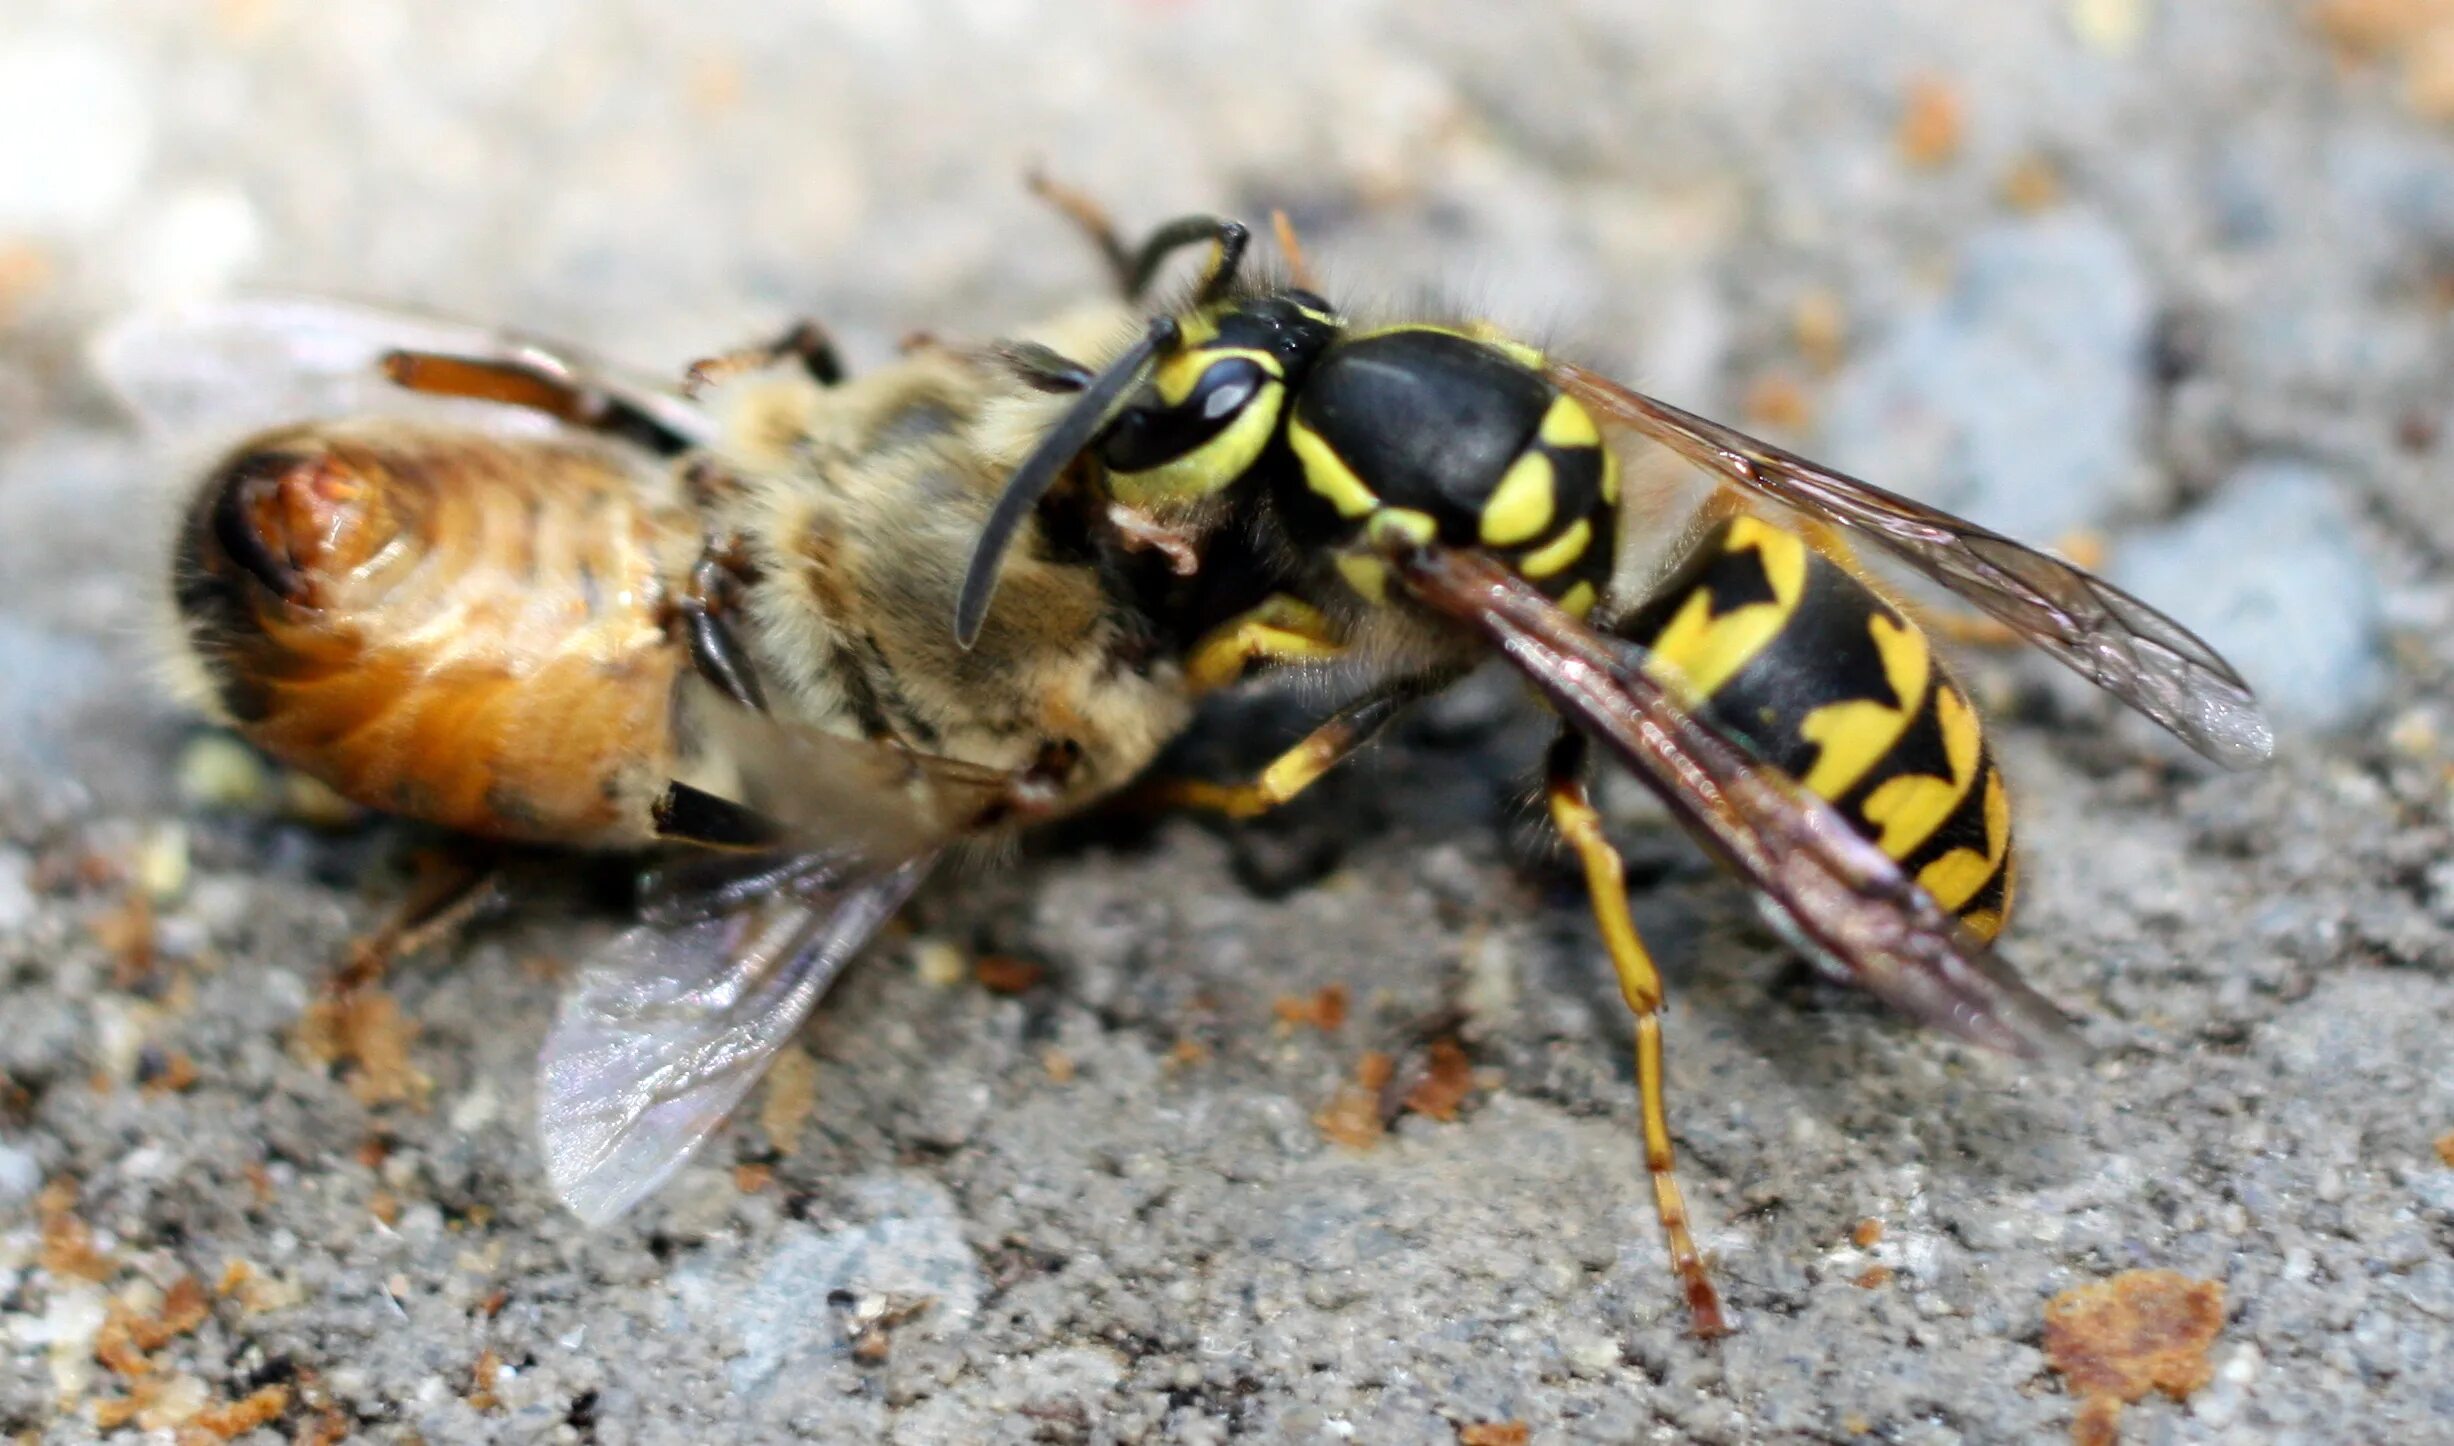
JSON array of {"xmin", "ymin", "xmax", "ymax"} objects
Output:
[
  {"xmin": 537, "ymin": 855, "xmax": 934, "ymax": 1226},
  {"xmin": 90, "ymin": 295, "xmax": 711, "ymax": 450}
]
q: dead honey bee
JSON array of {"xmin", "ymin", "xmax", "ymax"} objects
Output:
[{"xmin": 108, "ymin": 187, "xmax": 2267, "ymax": 1335}]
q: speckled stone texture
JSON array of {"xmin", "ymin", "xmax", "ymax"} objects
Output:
[{"xmin": 3, "ymin": 2, "xmax": 2451, "ymax": 1441}]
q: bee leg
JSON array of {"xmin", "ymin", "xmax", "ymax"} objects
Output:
[
  {"xmin": 651, "ymin": 781, "xmax": 790, "ymax": 850},
  {"xmin": 377, "ymin": 351, "xmax": 697, "ymax": 456},
  {"xmin": 666, "ymin": 535, "xmax": 768, "ymax": 712},
  {"xmin": 683, "ymin": 320, "xmax": 846, "ymax": 395},
  {"xmin": 1544, "ymin": 728, "xmax": 1734, "ymax": 1339},
  {"xmin": 991, "ymin": 340, "xmax": 1096, "ymax": 394},
  {"xmin": 1142, "ymin": 669, "xmax": 1453, "ymax": 819},
  {"xmin": 336, "ymin": 850, "xmax": 509, "ymax": 992},
  {"xmin": 1182, "ymin": 594, "xmax": 1348, "ymax": 694}
]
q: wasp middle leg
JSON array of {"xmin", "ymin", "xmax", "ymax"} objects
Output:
[{"xmin": 1545, "ymin": 728, "xmax": 1733, "ymax": 1339}]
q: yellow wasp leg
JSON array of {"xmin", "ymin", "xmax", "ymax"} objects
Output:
[
  {"xmin": 1146, "ymin": 671, "xmax": 1453, "ymax": 819},
  {"xmin": 1545, "ymin": 729, "xmax": 1733, "ymax": 1339},
  {"xmin": 1181, "ymin": 594, "xmax": 1347, "ymax": 694}
]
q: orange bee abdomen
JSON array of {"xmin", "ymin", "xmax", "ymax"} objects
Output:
[{"xmin": 173, "ymin": 422, "xmax": 696, "ymax": 845}]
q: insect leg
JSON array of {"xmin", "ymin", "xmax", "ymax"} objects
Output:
[
  {"xmin": 337, "ymin": 850, "xmax": 509, "ymax": 992},
  {"xmin": 1020, "ymin": 174, "xmax": 1249, "ymax": 304},
  {"xmin": 666, "ymin": 534, "xmax": 768, "ymax": 712},
  {"xmin": 377, "ymin": 351, "xmax": 699, "ymax": 456},
  {"xmin": 1146, "ymin": 669, "xmax": 1457, "ymax": 819},
  {"xmin": 683, "ymin": 319, "xmax": 846, "ymax": 395},
  {"xmin": 1544, "ymin": 728, "xmax": 1733, "ymax": 1339},
  {"xmin": 652, "ymin": 781, "xmax": 790, "ymax": 850},
  {"xmin": 1181, "ymin": 594, "xmax": 1348, "ymax": 693}
]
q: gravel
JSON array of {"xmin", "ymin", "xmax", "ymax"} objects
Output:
[{"xmin": 4, "ymin": 1, "xmax": 2451, "ymax": 1442}]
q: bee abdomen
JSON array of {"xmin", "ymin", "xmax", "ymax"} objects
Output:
[
  {"xmin": 1616, "ymin": 516, "xmax": 2016, "ymax": 938},
  {"xmin": 171, "ymin": 423, "xmax": 695, "ymax": 846}
]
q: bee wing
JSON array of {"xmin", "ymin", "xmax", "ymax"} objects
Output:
[
  {"xmin": 537, "ymin": 854, "xmax": 935, "ymax": 1226},
  {"xmin": 1390, "ymin": 543, "xmax": 2080, "ymax": 1060},
  {"xmin": 91, "ymin": 295, "xmax": 711, "ymax": 451},
  {"xmin": 1548, "ymin": 362, "xmax": 2272, "ymax": 770}
]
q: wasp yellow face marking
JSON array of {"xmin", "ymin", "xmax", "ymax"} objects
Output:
[
  {"xmin": 1538, "ymin": 394, "xmax": 1601, "ymax": 449},
  {"xmin": 1638, "ymin": 516, "xmax": 1810, "ymax": 702},
  {"xmin": 1519, "ymin": 517, "xmax": 1592, "ymax": 580},
  {"xmin": 1110, "ymin": 382, "xmax": 1286, "ymax": 509},
  {"xmin": 1797, "ymin": 611, "xmax": 1932, "ymax": 798},
  {"xmin": 1859, "ymin": 684, "xmax": 1983, "ymax": 858},
  {"xmin": 1916, "ymin": 767, "xmax": 2012, "ymax": 912},
  {"xmin": 1366, "ymin": 507, "xmax": 1438, "ymax": 550},
  {"xmin": 1289, "ymin": 419, "xmax": 1380, "ymax": 520},
  {"xmin": 1335, "ymin": 552, "xmax": 1390, "ymax": 605},
  {"xmin": 1480, "ymin": 451, "xmax": 1556, "ymax": 547}
]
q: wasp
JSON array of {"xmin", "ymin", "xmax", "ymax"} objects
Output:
[
  {"xmin": 111, "ymin": 187, "xmax": 2267, "ymax": 1336},
  {"xmin": 955, "ymin": 194, "xmax": 2271, "ymax": 1336}
]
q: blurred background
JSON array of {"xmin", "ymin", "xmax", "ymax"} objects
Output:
[{"xmin": 2, "ymin": 1, "xmax": 2450, "ymax": 1441}]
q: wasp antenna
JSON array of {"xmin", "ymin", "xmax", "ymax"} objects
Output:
[{"xmin": 954, "ymin": 316, "xmax": 1180, "ymax": 648}]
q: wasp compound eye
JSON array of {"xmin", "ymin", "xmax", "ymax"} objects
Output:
[{"xmin": 1102, "ymin": 355, "xmax": 1273, "ymax": 475}]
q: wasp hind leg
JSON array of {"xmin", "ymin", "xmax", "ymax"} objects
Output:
[{"xmin": 1545, "ymin": 729, "xmax": 1733, "ymax": 1339}]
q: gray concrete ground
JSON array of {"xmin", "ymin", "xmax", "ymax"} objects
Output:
[{"xmin": 3, "ymin": 1, "xmax": 2452, "ymax": 1441}]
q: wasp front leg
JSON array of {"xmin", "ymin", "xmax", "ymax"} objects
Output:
[
  {"xmin": 1145, "ymin": 669, "xmax": 1455, "ymax": 819},
  {"xmin": 1025, "ymin": 172, "xmax": 1250, "ymax": 304},
  {"xmin": 1545, "ymin": 728, "xmax": 1733, "ymax": 1339}
]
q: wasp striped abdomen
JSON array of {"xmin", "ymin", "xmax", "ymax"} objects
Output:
[{"xmin": 1615, "ymin": 515, "xmax": 2016, "ymax": 940}]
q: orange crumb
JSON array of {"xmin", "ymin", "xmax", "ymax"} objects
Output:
[
  {"xmin": 38, "ymin": 1180, "xmax": 115, "ymax": 1282},
  {"xmin": 243, "ymin": 1161, "xmax": 274, "ymax": 1205},
  {"xmin": 468, "ymin": 1348, "xmax": 503, "ymax": 1411},
  {"xmin": 214, "ymin": 1260, "xmax": 252, "ymax": 1298},
  {"xmin": 2045, "ymin": 1269, "xmax": 2226, "ymax": 1443},
  {"xmin": 1744, "ymin": 372, "xmax": 1814, "ymax": 432},
  {"xmin": 1315, "ymin": 1051, "xmax": 1395, "ymax": 1150},
  {"xmin": 2002, "ymin": 153, "xmax": 2066, "ymax": 212},
  {"xmin": 1459, "ymin": 1424, "xmax": 1531, "ymax": 1446},
  {"xmin": 1897, "ymin": 76, "xmax": 1965, "ymax": 168},
  {"xmin": 1041, "ymin": 1046, "xmax": 1077, "ymax": 1083},
  {"xmin": 1402, "ymin": 1040, "xmax": 1476, "ymax": 1122},
  {"xmin": 293, "ymin": 1405, "xmax": 352, "ymax": 1446},
  {"xmin": 974, "ymin": 955, "xmax": 1046, "ymax": 994},
  {"xmin": 353, "ymin": 1136, "xmax": 390, "ymax": 1170},
  {"xmin": 94, "ymin": 892, "xmax": 157, "ymax": 989},
  {"xmin": 733, "ymin": 1162, "xmax": 775, "ymax": 1195},
  {"xmin": 297, "ymin": 989, "xmax": 430, "ymax": 1108},
  {"xmin": 758, "ymin": 1046, "xmax": 821, "ymax": 1156},
  {"xmin": 366, "ymin": 1190, "xmax": 400, "ymax": 1226},
  {"xmin": 142, "ymin": 1051, "xmax": 201, "ymax": 1095},
  {"xmin": 480, "ymin": 1287, "xmax": 511, "ymax": 1319},
  {"xmin": 1855, "ymin": 1265, "xmax": 1894, "ymax": 1289},
  {"xmin": 1853, "ymin": 1217, "xmax": 1885, "ymax": 1249},
  {"xmin": 1273, "ymin": 983, "xmax": 1350, "ymax": 1033},
  {"xmin": 1792, "ymin": 291, "xmax": 1848, "ymax": 373},
  {"xmin": 1166, "ymin": 1037, "xmax": 1211, "ymax": 1070},
  {"xmin": 184, "ymin": 1384, "xmax": 290, "ymax": 1439},
  {"xmin": 2434, "ymin": 1129, "xmax": 2454, "ymax": 1166}
]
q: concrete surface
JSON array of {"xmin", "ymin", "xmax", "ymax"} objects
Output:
[{"xmin": 4, "ymin": 1, "xmax": 2452, "ymax": 1441}]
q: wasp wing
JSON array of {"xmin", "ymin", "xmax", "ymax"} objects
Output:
[
  {"xmin": 91, "ymin": 295, "xmax": 711, "ymax": 452},
  {"xmin": 1548, "ymin": 362, "xmax": 2271, "ymax": 770},
  {"xmin": 1392, "ymin": 544, "xmax": 2078, "ymax": 1060},
  {"xmin": 538, "ymin": 854, "xmax": 934, "ymax": 1226}
]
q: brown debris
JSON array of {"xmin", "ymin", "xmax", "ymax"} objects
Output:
[
  {"xmin": 2433, "ymin": 1128, "xmax": 2454, "ymax": 1166},
  {"xmin": 1040, "ymin": 1046, "xmax": 1077, "ymax": 1084},
  {"xmin": 733, "ymin": 1162, "xmax": 775, "ymax": 1195},
  {"xmin": 296, "ymin": 988, "xmax": 430, "ymax": 1108},
  {"xmin": 93, "ymin": 892, "xmax": 158, "ymax": 989},
  {"xmin": 2045, "ymin": 1269, "xmax": 2226, "ymax": 1442},
  {"xmin": 1401, "ymin": 1039, "xmax": 1477, "ymax": 1122},
  {"xmin": 1273, "ymin": 983, "xmax": 1350, "ymax": 1034},
  {"xmin": 183, "ymin": 1385, "xmax": 291, "ymax": 1441},
  {"xmin": 1896, "ymin": 75, "xmax": 1966, "ymax": 168},
  {"xmin": 468, "ymin": 1348, "xmax": 503, "ymax": 1411},
  {"xmin": 37, "ymin": 1179, "xmax": 116, "ymax": 1282},
  {"xmin": 2002, "ymin": 153, "xmax": 2066, "ymax": 212},
  {"xmin": 1852, "ymin": 1217, "xmax": 1886, "ymax": 1249},
  {"xmin": 292, "ymin": 1404, "xmax": 352, "ymax": 1446},
  {"xmin": 2312, "ymin": 0, "xmax": 2454, "ymax": 121},
  {"xmin": 759, "ymin": 1045, "xmax": 821, "ymax": 1155},
  {"xmin": 141, "ymin": 1050, "xmax": 201, "ymax": 1095},
  {"xmin": 973, "ymin": 954, "xmax": 1046, "ymax": 994},
  {"xmin": 1459, "ymin": 1424, "xmax": 1531, "ymax": 1446},
  {"xmin": 1315, "ymin": 1051, "xmax": 1395, "ymax": 1150},
  {"xmin": 1854, "ymin": 1265, "xmax": 1895, "ymax": 1290},
  {"xmin": 1165, "ymin": 1037, "xmax": 1211, "ymax": 1070}
]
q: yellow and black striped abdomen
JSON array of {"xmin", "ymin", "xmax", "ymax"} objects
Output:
[{"xmin": 1615, "ymin": 515, "xmax": 2016, "ymax": 939}]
